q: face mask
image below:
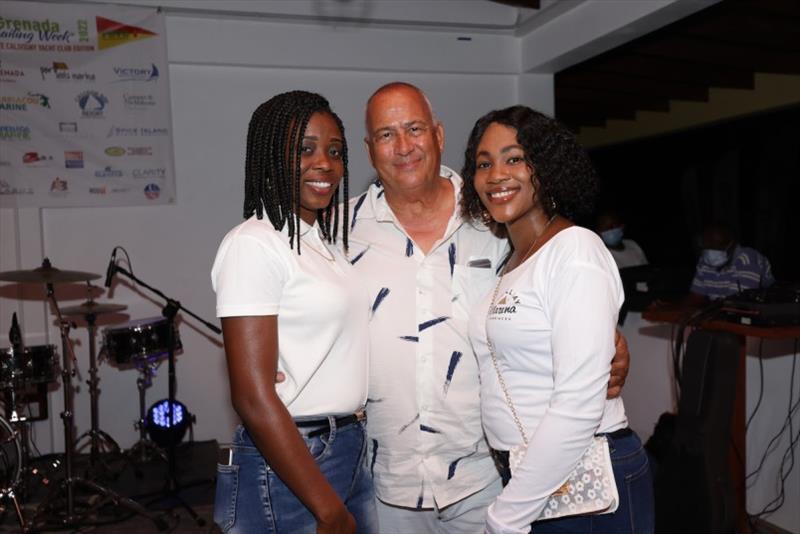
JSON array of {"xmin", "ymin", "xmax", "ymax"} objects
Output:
[
  {"xmin": 702, "ymin": 249, "xmax": 729, "ymax": 268},
  {"xmin": 601, "ymin": 227, "xmax": 624, "ymax": 247}
]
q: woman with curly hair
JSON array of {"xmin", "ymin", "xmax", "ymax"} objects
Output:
[
  {"xmin": 461, "ymin": 106, "xmax": 654, "ymax": 533},
  {"xmin": 211, "ymin": 91, "xmax": 376, "ymax": 534}
]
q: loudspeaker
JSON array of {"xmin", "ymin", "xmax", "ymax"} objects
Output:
[{"xmin": 653, "ymin": 329, "xmax": 739, "ymax": 534}]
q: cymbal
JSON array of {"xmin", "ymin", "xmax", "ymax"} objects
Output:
[
  {"xmin": 0, "ymin": 265, "xmax": 101, "ymax": 284},
  {"xmin": 61, "ymin": 301, "xmax": 127, "ymax": 316}
]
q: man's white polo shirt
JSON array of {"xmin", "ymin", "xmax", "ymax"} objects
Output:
[{"xmin": 347, "ymin": 165, "xmax": 508, "ymax": 508}]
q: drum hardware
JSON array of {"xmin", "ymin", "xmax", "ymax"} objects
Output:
[
  {"xmin": 0, "ymin": 414, "xmax": 25, "ymax": 532},
  {"xmin": 105, "ymin": 249, "xmax": 220, "ymax": 526},
  {"xmin": 63, "ymin": 300, "xmax": 126, "ymax": 472},
  {"xmin": 128, "ymin": 362, "xmax": 167, "ymax": 467},
  {"xmin": 0, "ymin": 259, "xmax": 168, "ymax": 531}
]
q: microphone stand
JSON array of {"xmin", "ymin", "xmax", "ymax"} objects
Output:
[{"xmin": 111, "ymin": 263, "xmax": 220, "ymax": 526}]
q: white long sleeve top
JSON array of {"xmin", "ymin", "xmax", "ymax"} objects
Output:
[{"xmin": 468, "ymin": 226, "xmax": 628, "ymax": 533}]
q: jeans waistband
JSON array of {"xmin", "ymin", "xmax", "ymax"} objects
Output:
[
  {"xmin": 597, "ymin": 426, "xmax": 633, "ymax": 439},
  {"xmin": 295, "ymin": 410, "xmax": 366, "ymax": 438}
]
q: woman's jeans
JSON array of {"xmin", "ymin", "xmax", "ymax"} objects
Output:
[
  {"xmin": 496, "ymin": 430, "xmax": 655, "ymax": 534},
  {"xmin": 213, "ymin": 418, "xmax": 378, "ymax": 533}
]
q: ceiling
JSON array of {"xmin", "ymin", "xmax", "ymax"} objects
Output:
[{"xmin": 554, "ymin": 0, "xmax": 800, "ymax": 132}]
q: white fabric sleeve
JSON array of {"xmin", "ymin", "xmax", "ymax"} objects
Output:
[
  {"xmin": 486, "ymin": 261, "xmax": 619, "ymax": 533},
  {"xmin": 212, "ymin": 232, "xmax": 290, "ymax": 318}
]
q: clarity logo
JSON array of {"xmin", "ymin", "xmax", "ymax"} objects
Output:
[
  {"xmin": 132, "ymin": 168, "xmax": 165, "ymax": 179},
  {"xmin": 113, "ymin": 63, "xmax": 159, "ymax": 82},
  {"xmin": 76, "ymin": 90, "xmax": 108, "ymax": 118}
]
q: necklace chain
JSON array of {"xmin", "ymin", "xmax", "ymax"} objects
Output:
[
  {"xmin": 302, "ymin": 235, "xmax": 336, "ymax": 262},
  {"xmin": 500, "ymin": 214, "xmax": 557, "ymax": 278}
]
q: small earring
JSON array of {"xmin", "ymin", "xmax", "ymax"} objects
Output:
[{"xmin": 550, "ymin": 198, "xmax": 557, "ymax": 212}]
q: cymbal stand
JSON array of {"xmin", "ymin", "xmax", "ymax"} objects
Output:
[
  {"xmin": 33, "ymin": 275, "xmax": 167, "ymax": 531},
  {"xmin": 74, "ymin": 310, "xmax": 121, "ymax": 472},
  {"xmin": 128, "ymin": 362, "xmax": 166, "ymax": 465}
]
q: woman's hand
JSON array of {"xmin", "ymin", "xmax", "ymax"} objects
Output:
[
  {"xmin": 317, "ymin": 503, "xmax": 356, "ymax": 534},
  {"xmin": 607, "ymin": 329, "xmax": 630, "ymax": 398}
]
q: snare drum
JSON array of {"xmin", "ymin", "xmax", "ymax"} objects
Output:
[
  {"xmin": 102, "ymin": 317, "xmax": 182, "ymax": 365},
  {"xmin": 0, "ymin": 345, "xmax": 57, "ymax": 389}
]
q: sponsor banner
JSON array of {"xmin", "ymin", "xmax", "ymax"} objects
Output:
[{"xmin": 0, "ymin": 1, "xmax": 175, "ymax": 207}]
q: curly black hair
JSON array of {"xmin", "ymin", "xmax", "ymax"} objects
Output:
[
  {"xmin": 460, "ymin": 105, "xmax": 597, "ymax": 238},
  {"xmin": 244, "ymin": 90, "xmax": 349, "ymax": 253}
]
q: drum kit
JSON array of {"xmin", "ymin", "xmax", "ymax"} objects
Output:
[{"xmin": 0, "ymin": 259, "xmax": 182, "ymax": 531}]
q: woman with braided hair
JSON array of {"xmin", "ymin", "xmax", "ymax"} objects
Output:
[{"xmin": 211, "ymin": 91, "xmax": 376, "ymax": 533}]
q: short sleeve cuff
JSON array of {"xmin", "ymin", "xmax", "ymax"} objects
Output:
[{"xmin": 216, "ymin": 302, "xmax": 279, "ymax": 318}]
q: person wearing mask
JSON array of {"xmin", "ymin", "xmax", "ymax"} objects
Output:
[
  {"xmin": 689, "ymin": 222, "xmax": 774, "ymax": 301},
  {"xmin": 596, "ymin": 210, "xmax": 648, "ymax": 269}
]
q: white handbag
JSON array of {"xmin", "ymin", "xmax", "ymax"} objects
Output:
[{"xmin": 486, "ymin": 274, "xmax": 619, "ymax": 521}]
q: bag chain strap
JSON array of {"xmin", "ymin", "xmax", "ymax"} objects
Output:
[{"xmin": 486, "ymin": 273, "xmax": 529, "ymax": 447}]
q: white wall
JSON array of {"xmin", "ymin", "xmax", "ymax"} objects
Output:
[{"xmin": 0, "ymin": 13, "xmax": 521, "ymax": 454}]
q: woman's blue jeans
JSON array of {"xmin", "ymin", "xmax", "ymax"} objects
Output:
[
  {"xmin": 531, "ymin": 430, "xmax": 655, "ymax": 534},
  {"xmin": 213, "ymin": 418, "xmax": 378, "ymax": 533}
]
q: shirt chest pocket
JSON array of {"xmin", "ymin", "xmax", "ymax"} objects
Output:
[{"xmin": 451, "ymin": 261, "xmax": 497, "ymax": 323}]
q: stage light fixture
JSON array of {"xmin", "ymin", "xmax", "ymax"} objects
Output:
[{"xmin": 146, "ymin": 398, "xmax": 193, "ymax": 448}]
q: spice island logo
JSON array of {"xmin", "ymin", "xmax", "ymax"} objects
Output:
[
  {"xmin": 0, "ymin": 16, "xmax": 91, "ymax": 52},
  {"xmin": 96, "ymin": 17, "xmax": 157, "ymax": 50}
]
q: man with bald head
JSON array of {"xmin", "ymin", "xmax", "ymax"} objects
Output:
[{"xmin": 346, "ymin": 82, "xmax": 629, "ymax": 532}]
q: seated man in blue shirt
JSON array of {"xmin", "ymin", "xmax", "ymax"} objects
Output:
[{"xmin": 690, "ymin": 223, "xmax": 774, "ymax": 300}]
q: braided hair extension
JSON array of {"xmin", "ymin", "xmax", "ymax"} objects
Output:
[
  {"xmin": 460, "ymin": 106, "xmax": 598, "ymax": 239},
  {"xmin": 243, "ymin": 90, "xmax": 350, "ymax": 253}
]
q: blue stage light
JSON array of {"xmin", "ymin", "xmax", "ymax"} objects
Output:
[{"xmin": 146, "ymin": 399, "xmax": 192, "ymax": 447}]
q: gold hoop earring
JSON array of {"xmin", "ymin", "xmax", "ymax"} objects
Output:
[{"xmin": 480, "ymin": 206, "xmax": 494, "ymax": 225}]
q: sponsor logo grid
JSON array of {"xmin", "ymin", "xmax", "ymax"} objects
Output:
[{"xmin": 0, "ymin": 5, "xmax": 173, "ymax": 207}]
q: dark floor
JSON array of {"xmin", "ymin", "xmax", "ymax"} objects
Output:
[{"xmin": 0, "ymin": 440, "xmax": 219, "ymax": 533}]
